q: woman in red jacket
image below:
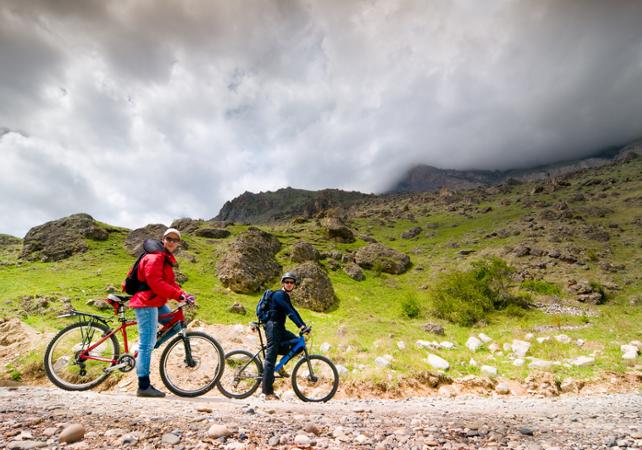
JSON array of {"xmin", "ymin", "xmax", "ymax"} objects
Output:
[{"xmin": 129, "ymin": 227, "xmax": 190, "ymax": 397}]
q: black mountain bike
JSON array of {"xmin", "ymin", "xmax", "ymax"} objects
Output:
[{"xmin": 217, "ymin": 322, "xmax": 339, "ymax": 402}]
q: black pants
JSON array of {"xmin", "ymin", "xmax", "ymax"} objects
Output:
[{"xmin": 262, "ymin": 321, "xmax": 298, "ymax": 394}]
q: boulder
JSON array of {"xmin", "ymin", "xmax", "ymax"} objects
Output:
[
  {"xmin": 343, "ymin": 263, "xmax": 365, "ymax": 281},
  {"xmin": 124, "ymin": 224, "xmax": 168, "ymax": 256},
  {"xmin": 194, "ymin": 228, "xmax": 231, "ymax": 239},
  {"xmin": 425, "ymin": 354, "xmax": 450, "ymax": 370},
  {"xmin": 354, "ymin": 243, "xmax": 411, "ymax": 274},
  {"xmin": 170, "ymin": 218, "xmax": 202, "ymax": 234},
  {"xmin": 401, "ymin": 226, "xmax": 422, "ymax": 239},
  {"xmin": 422, "ymin": 323, "xmax": 445, "ymax": 336},
  {"xmin": 216, "ymin": 228, "xmax": 281, "ymax": 293},
  {"xmin": 288, "ymin": 261, "xmax": 336, "ymax": 312},
  {"xmin": 21, "ymin": 213, "xmax": 109, "ymax": 262},
  {"xmin": 290, "ymin": 241, "xmax": 320, "ymax": 263},
  {"xmin": 321, "ymin": 217, "xmax": 355, "ymax": 243}
]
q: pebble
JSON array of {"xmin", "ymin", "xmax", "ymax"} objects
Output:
[
  {"xmin": 208, "ymin": 424, "xmax": 233, "ymax": 438},
  {"xmin": 58, "ymin": 423, "xmax": 85, "ymax": 444},
  {"xmin": 161, "ymin": 432, "xmax": 181, "ymax": 445},
  {"xmin": 294, "ymin": 434, "xmax": 311, "ymax": 447}
]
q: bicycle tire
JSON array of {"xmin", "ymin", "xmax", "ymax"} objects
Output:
[
  {"xmin": 291, "ymin": 354, "xmax": 339, "ymax": 402},
  {"xmin": 44, "ymin": 321, "xmax": 119, "ymax": 391},
  {"xmin": 159, "ymin": 331, "xmax": 224, "ymax": 397},
  {"xmin": 217, "ymin": 350, "xmax": 262, "ymax": 399}
]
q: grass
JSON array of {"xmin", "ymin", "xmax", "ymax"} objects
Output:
[{"xmin": 1, "ymin": 158, "xmax": 641, "ymax": 387}]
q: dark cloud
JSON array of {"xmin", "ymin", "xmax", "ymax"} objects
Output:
[{"xmin": 1, "ymin": 0, "xmax": 642, "ymax": 236}]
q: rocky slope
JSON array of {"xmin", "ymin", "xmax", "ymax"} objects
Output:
[{"xmin": 214, "ymin": 187, "xmax": 373, "ymax": 223}]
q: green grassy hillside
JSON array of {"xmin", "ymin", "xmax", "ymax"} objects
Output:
[{"xmin": 1, "ymin": 158, "xmax": 641, "ymax": 390}]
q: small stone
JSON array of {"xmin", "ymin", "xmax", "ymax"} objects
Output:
[
  {"xmin": 478, "ymin": 333, "xmax": 493, "ymax": 343},
  {"xmin": 426, "ymin": 353, "xmax": 450, "ymax": 370},
  {"xmin": 519, "ymin": 427, "xmax": 534, "ymax": 436},
  {"xmin": 481, "ymin": 365, "xmax": 497, "ymax": 377},
  {"xmin": 268, "ymin": 436, "xmax": 280, "ymax": 446},
  {"xmin": 7, "ymin": 441, "xmax": 47, "ymax": 450},
  {"xmin": 59, "ymin": 424, "xmax": 85, "ymax": 444},
  {"xmin": 161, "ymin": 433, "xmax": 181, "ymax": 445},
  {"xmin": 466, "ymin": 336, "xmax": 483, "ymax": 352},
  {"xmin": 495, "ymin": 382, "xmax": 510, "ymax": 395},
  {"xmin": 294, "ymin": 434, "xmax": 311, "ymax": 447},
  {"xmin": 304, "ymin": 424, "xmax": 320, "ymax": 435},
  {"xmin": 196, "ymin": 406, "xmax": 213, "ymax": 413},
  {"xmin": 208, "ymin": 424, "xmax": 232, "ymax": 439}
]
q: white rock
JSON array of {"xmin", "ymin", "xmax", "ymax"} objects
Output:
[
  {"xmin": 536, "ymin": 336, "xmax": 550, "ymax": 344},
  {"xmin": 622, "ymin": 351, "xmax": 638, "ymax": 360},
  {"xmin": 503, "ymin": 342, "xmax": 512, "ymax": 352},
  {"xmin": 469, "ymin": 358, "xmax": 477, "ymax": 367},
  {"xmin": 319, "ymin": 342, "xmax": 331, "ymax": 353},
  {"xmin": 440, "ymin": 341, "xmax": 455, "ymax": 350},
  {"xmin": 513, "ymin": 358, "xmax": 525, "ymax": 367},
  {"xmin": 466, "ymin": 336, "xmax": 483, "ymax": 352},
  {"xmin": 294, "ymin": 434, "xmax": 311, "ymax": 447},
  {"xmin": 335, "ymin": 364, "xmax": 349, "ymax": 376},
  {"xmin": 375, "ymin": 356, "xmax": 391, "ymax": 367},
  {"xmin": 528, "ymin": 359, "xmax": 555, "ymax": 369},
  {"xmin": 488, "ymin": 342, "xmax": 500, "ymax": 353},
  {"xmin": 481, "ymin": 365, "xmax": 497, "ymax": 376},
  {"xmin": 555, "ymin": 334, "xmax": 571, "ymax": 344},
  {"xmin": 511, "ymin": 339, "xmax": 531, "ymax": 357},
  {"xmin": 495, "ymin": 382, "xmax": 510, "ymax": 394},
  {"xmin": 525, "ymin": 333, "xmax": 534, "ymax": 340},
  {"xmin": 426, "ymin": 353, "xmax": 450, "ymax": 370},
  {"xmin": 232, "ymin": 324, "xmax": 245, "ymax": 334},
  {"xmin": 576, "ymin": 339, "xmax": 585, "ymax": 347},
  {"xmin": 355, "ymin": 434, "xmax": 369, "ymax": 444},
  {"xmin": 396, "ymin": 341, "xmax": 406, "ymax": 350},
  {"xmin": 570, "ymin": 356, "xmax": 595, "ymax": 366},
  {"xmin": 478, "ymin": 333, "xmax": 493, "ymax": 343},
  {"xmin": 621, "ymin": 344, "xmax": 639, "ymax": 354},
  {"xmin": 416, "ymin": 340, "xmax": 438, "ymax": 349}
]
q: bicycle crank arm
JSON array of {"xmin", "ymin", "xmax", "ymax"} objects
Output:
[{"xmin": 104, "ymin": 362, "xmax": 129, "ymax": 373}]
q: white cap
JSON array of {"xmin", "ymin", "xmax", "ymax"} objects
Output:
[{"xmin": 163, "ymin": 228, "xmax": 181, "ymax": 239}]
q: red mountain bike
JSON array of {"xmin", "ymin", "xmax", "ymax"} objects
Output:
[{"xmin": 44, "ymin": 294, "xmax": 224, "ymax": 397}]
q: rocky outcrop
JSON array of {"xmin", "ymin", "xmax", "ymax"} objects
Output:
[
  {"xmin": 124, "ymin": 224, "xmax": 169, "ymax": 256},
  {"xmin": 194, "ymin": 228, "xmax": 231, "ymax": 239},
  {"xmin": 0, "ymin": 234, "xmax": 21, "ymax": 246},
  {"xmin": 21, "ymin": 213, "xmax": 109, "ymax": 262},
  {"xmin": 321, "ymin": 217, "xmax": 355, "ymax": 243},
  {"xmin": 289, "ymin": 261, "xmax": 336, "ymax": 312},
  {"xmin": 216, "ymin": 228, "xmax": 281, "ymax": 293},
  {"xmin": 354, "ymin": 243, "xmax": 411, "ymax": 274},
  {"xmin": 215, "ymin": 187, "xmax": 372, "ymax": 223},
  {"xmin": 290, "ymin": 241, "xmax": 320, "ymax": 263}
]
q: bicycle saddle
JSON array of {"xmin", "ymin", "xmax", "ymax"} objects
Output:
[{"xmin": 108, "ymin": 294, "xmax": 131, "ymax": 304}]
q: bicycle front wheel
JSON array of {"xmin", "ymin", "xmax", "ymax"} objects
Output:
[
  {"xmin": 44, "ymin": 321, "xmax": 119, "ymax": 391},
  {"xmin": 217, "ymin": 350, "xmax": 262, "ymax": 399},
  {"xmin": 291, "ymin": 354, "xmax": 339, "ymax": 402},
  {"xmin": 159, "ymin": 331, "xmax": 224, "ymax": 397}
]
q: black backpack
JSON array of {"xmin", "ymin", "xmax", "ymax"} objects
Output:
[
  {"xmin": 255, "ymin": 289, "xmax": 274, "ymax": 323},
  {"xmin": 123, "ymin": 239, "xmax": 164, "ymax": 295}
]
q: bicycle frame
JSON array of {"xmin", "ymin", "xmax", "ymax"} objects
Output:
[
  {"xmin": 250, "ymin": 322, "xmax": 310, "ymax": 377},
  {"xmin": 56, "ymin": 297, "xmax": 189, "ymax": 372}
]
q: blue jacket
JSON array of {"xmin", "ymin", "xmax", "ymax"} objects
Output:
[{"xmin": 267, "ymin": 290, "xmax": 306, "ymax": 329}]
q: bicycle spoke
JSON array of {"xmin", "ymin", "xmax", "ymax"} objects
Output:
[{"xmin": 292, "ymin": 355, "xmax": 339, "ymax": 402}]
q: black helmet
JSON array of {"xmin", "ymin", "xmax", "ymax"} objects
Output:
[{"xmin": 280, "ymin": 272, "xmax": 298, "ymax": 284}]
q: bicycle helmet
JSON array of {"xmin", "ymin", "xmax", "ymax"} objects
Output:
[{"xmin": 280, "ymin": 272, "xmax": 298, "ymax": 285}]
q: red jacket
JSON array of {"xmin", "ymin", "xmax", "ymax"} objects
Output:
[{"xmin": 128, "ymin": 251, "xmax": 184, "ymax": 309}]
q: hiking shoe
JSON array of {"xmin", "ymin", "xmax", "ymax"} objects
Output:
[
  {"xmin": 260, "ymin": 393, "xmax": 280, "ymax": 401},
  {"xmin": 137, "ymin": 385, "xmax": 166, "ymax": 398},
  {"xmin": 277, "ymin": 368, "xmax": 289, "ymax": 377}
]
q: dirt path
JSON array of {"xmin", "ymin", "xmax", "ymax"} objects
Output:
[{"xmin": 1, "ymin": 386, "xmax": 641, "ymax": 449}]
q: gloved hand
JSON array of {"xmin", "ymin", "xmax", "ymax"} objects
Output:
[
  {"xmin": 181, "ymin": 293, "xmax": 196, "ymax": 304},
  {"xmin": 300, "ymin": 325, "xmax": 311, "ymax": 335}
]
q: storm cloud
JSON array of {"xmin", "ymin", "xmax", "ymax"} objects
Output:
[{"xmin": 2, "ymin": 0, "xmax": 642, "ymax": 236}]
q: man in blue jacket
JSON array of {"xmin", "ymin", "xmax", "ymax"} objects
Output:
[{"xmin": 262, "ymin": 272, "xmax": 308, "ymax": 400}]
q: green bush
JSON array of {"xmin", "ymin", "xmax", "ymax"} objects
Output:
[
  {"xmin": 521, "ymin": 280, "xmax": 561, "ymax": 296},
  {"xmin": 401, "ymin": 294, "xmax": 421, "ymax": 319},
  {"xmin": 430, "ymin": 257, "xmax": 526, "ymax": 326}
]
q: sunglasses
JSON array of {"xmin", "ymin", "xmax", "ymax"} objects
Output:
[
  {"xmin": 283, "ymin": 280, "xmax": 296, "ymax": 285},
  {"xmin": 165, "ymin": 237, "xmax": 181, "ymax": 243}
]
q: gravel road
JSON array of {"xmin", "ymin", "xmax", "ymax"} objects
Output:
[{"xmin": 1, "ymin": 387, "xmax": 641, "ymax": 449}]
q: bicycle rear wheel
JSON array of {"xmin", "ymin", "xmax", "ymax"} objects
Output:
[
  {"xmin": 291, "ymin": 354, "xmax": 339, "ymax": 402},
  {"xmin": 44, "ymin": 321, "xmax": 119, "ymax": 391},
  {"xmin": 159, "ymin": 331, "xmax": 224, "ymax": 397},
  {"xmin": 217, "ymin": 350, "xmax": 262, "ymax": 399}
]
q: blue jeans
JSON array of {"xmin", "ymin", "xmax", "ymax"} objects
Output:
[{"xmin": 134, "ymin": 304, "xmax": 177, "ymax": 378}]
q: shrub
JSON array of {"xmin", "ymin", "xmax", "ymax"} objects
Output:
[
  {"xmin": 430, "ymin": 257, "xmax": 526, "ymax": 326},
  {"xmin": 401, "ymin": 294, "xmax": 421, "ymax": 319},
  {"xmin": 521, "ymin": 280, "xmax": 561, "ymax": 296}
]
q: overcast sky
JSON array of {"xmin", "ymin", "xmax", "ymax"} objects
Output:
[{"xmin": 2, "ymin": 0, "xmax": 642, "ymax": 237}]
